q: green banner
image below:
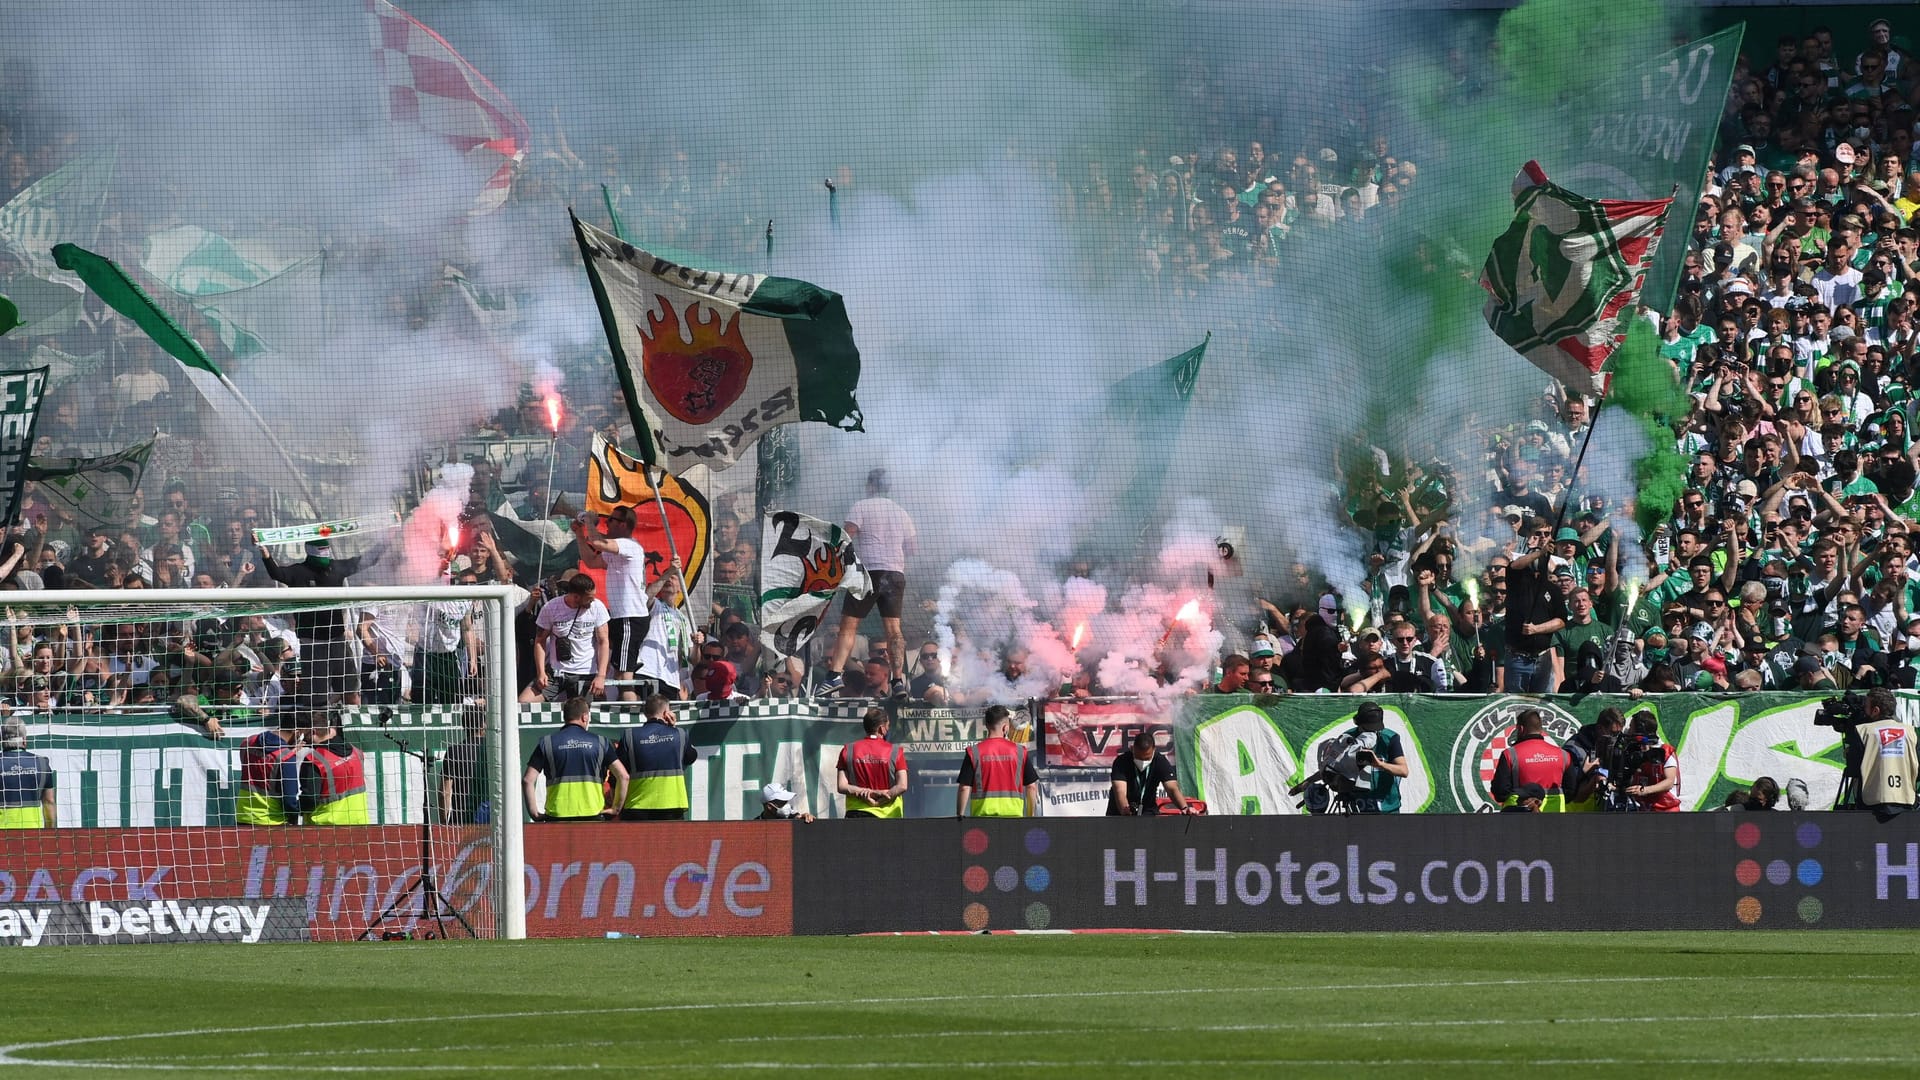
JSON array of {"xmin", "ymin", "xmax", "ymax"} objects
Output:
[
  {"xmin": 1556, "ymin": 24, "xmax": 1744, "ymax": 311},
  {"xmin": 20, "ymin": 711, "xmax": 469, "ymax": 828},
  {"xmin": 1172, "ymin": 691, "xmax": 1893, "ymax": 815}
]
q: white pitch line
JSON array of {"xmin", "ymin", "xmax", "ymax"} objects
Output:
[
  {"xmin": 119, "ymin": 1009, "xmax": 1920, "ymax": 1064},
  {"xmin": 0, "ymin": 973, "xmax": 1905, "ymax": 1072}
]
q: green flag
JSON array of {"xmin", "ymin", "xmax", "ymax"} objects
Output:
[
  {"xmin": 25, "ymin": 435, "xmax": 156, "ymax": 530},
  {"xmin": 1554, "ymin": 25, "xmax": 1744, "ymax": 312},
  {"xmin": 0, "ymin": 294, "xmax": 17, "ymax": 337},
  {"xmin": 142, "ymin": 225, "xmax": 323, "ymax": 359},
  {"xmin": 1108, "ymin": 332, "xmax": 1206, "ymax": 470},
  {"xmin": 53, "ymin": 242, "xmax": 317, "ymax": 508},
  {"xmin": 50, "ymin": 242, "xmax": 235, "ymax": 410},
  {"xmin": 0, "ymin": 150, "xmax": 115, "ymax": 283}
]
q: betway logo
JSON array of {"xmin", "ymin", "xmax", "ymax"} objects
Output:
[
  {"xmin": 0, "ymin": 907, "xmax": 52, "ymax": 947},
  {"xmin": 89, "ymin": 900, "xmax": 273, "ymax": 943}
]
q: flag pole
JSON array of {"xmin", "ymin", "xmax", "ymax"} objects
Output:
[
  {"xmin": 220, "ymin": 374, "xmax": 320, "ymax": 515},
  {"xmin": 646, "ymin": 465, "xmax": 694, "ymax": 618},
  {"xmin": 600, "ymin": 183, "xmax": 626, "ymax": 240}
]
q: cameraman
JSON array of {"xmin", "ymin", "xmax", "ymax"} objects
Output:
[
  {"xmin": 1345, "ymin": 702, "xmax": 1409, "ymax": 813},
  {"xmin": 1622, "ymin": 710, "xmax": 1681, "ymax": 812},
  {"xmin": 1562, "ymin": 707, "xmax": 1625, "ymax": 812},
  {"xmin": 1835, "ymin": 687, "xmax": 1918, "ymax": 820}
]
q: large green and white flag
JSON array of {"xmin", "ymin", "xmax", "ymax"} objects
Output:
[
  {"xmin": 25, "ymin": 435, "xmax": 155, "ymax": 530},
  {"xmin": 758, "ymin": 510, "xmax": 870, "ymax": 658},
  {"xmin": 571, "ymin": 214, "xmax": 864, "ymax": 472},
  {"xmin": 1481, "ymin": 161, "xmax": 1673, "ymax": 397},
  {"xmin": 142, "ymin": 226, "xmax": 323, "ymax": 359},
  {"xmin": 0, "ymin": 150, "xmax": 115, "ymax": 284}
]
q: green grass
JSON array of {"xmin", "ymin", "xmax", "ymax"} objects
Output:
[{"xmin": 0, "ymin": 932, "xmax": 1915, "ymax": 1077}]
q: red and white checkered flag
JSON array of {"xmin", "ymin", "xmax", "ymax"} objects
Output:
[{"xmin": 366, "ymin": 0, "xmax": 530, "ymax": 214}]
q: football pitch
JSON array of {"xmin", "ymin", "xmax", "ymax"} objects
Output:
[{"xmin": 0, "ymin": 932, "xmax": 1914, "ymax": 1077}]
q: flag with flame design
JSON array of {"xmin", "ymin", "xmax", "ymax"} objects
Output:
[
  {"xmin": 757, "ymin": 509, "xmax": 871, "ymax": 658},
  {"xmin": 581, "ymin": 432, "xmax": 711, "ymax": 617},
  {"xmin": 570, "ymin": 214, "xmax": 863, "ymax": 472}
]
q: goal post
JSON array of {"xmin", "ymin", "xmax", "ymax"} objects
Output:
[{"xmin": 0, "ymin": 586, "xmax": 523, "ymax": 943}]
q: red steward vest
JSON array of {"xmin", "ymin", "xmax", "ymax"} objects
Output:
[{"xmin": 1501, "ymin": 735, "xmax": 1570, "ymax": 795}]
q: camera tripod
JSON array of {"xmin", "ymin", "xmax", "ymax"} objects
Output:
[{"xmin": 358, "ymin": 725, "xmax": 476, "ymax": 941}]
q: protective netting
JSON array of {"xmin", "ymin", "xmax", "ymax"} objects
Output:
[
  {"xmin": 0, "ymin": 592, "xmax": 505, "ymax": 940},
  {"xmin": 0, "ymin": 2, "xmax": 1908, "ymax": 707}
]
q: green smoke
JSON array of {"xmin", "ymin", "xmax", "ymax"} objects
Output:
[{"xmin": 1609, "ymin": 318, "xmax": 1691, "ymax": 534}]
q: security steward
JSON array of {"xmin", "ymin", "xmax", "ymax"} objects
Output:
[
  {"xmin": 524, "ymin": 696, "xmax": 626, "ymax": 821},
  {"xmin": 956, "ymin": 705, "xmax": 1038, "ymax": 818},
  {"xmin": 299, "ymin": 715, "xmax": 370, "ymax": 825},
  {"xmin": 836, "ymin": 706, "xmax": 908, "ymax": 818},
  {"xmin": 0, "ymin": 719, "xmax": 55, "ymax": 829},
  {"xmin": 237, "ymin": 716, "xmax": 302, "ymax": 826},
  {"xmin": 614, "ymin": 694, "xmax": 696, "ymax": 820},
  {"xmin": 1840, "ymin": 687, "xmax": 1919, "ymax": 821},
  {"xmin": 1489, "ymin": 708, "xmax": 1572, "ymax": 812}
]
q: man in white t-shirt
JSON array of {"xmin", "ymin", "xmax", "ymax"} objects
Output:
[
  {"xmin": 526, "ymin": 573, "xmax": 610, "ymax": 703},
  {"xmin": 819, "ymin": 468, "xmax": 916, "ymax": 698},
  {"xmin": 416, "ymin": 596, "xmax": 476, "ymax": 705},
  {"xmin": 574, "ymin": 505, "xmax": 653, "ymax": 700}
]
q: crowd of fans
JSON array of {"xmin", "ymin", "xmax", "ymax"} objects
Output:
[
  {"xmin": 1237, "ymin": 16, "xmax": 1920, "ymax": 700},
  {"xmin": 4, "ymin": 16, "xmax": 1920, "ymax": 716}
]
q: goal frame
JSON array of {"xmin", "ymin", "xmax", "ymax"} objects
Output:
[{"xmin": 17, "ymin": 586, "xmax": 526, "ymax": 941}]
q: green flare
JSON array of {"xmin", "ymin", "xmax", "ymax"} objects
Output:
[{"xmin": 1607, "ymin": 320, "xmax": 1691, "ymax": 535}]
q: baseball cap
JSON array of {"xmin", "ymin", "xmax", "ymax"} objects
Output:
[
  {"xmin": 1250, "ymin": 636, "xmax": 1278, "ymax": 658},
  {"xmin": 1794, "ymin": 655, "xmax": 1824, "ymax": 675},
  {"xmin": 761, "ymin": 782, "xmax": 795, "ymax": 804},
  {"xmin": 1735, "ymin": 480, "xmax": 1760, "ymax": 499},
  {"xmin": 1735, "ymin": 144, "xmax": 1756, "ymax": 157},
  {"xmin": 1689, "ymin": 622, "xmax": 1717, "ymax": 642},
  {"xmin": 1525, "ymin": 419, "xmax": 1550, "ymax": 433}
]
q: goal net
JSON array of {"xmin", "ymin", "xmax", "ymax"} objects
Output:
[{"xmin": 0, "ymin": 586, "xmax": 519, "ymax": 944}]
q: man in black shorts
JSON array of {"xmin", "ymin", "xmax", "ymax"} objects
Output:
[
  {"xmin": 574, "ymin": 506, "xmax": 653, "ymax": 701},
  {"xmin": 819, "ymin": 469, "xmax": 915, "ymax": 697}
]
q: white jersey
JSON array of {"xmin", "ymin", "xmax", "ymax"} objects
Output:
[
  {"xmin": 635, "ymin": 595, "xmax": 694, "ymax": 690},
  {"xmin": 847, "ymin": 496, "xmax": 915, "ymax": 572},
  {"xmin": 535, "ymin": 596, "xmax": 610, "ymax": 676},
  {"xmin": 420, "ymin": 600, "xmax": 473, "ymax": 655},
  {"xmin": 601, "ymin": 536, "xmax": 652, "ymax": 618}
]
